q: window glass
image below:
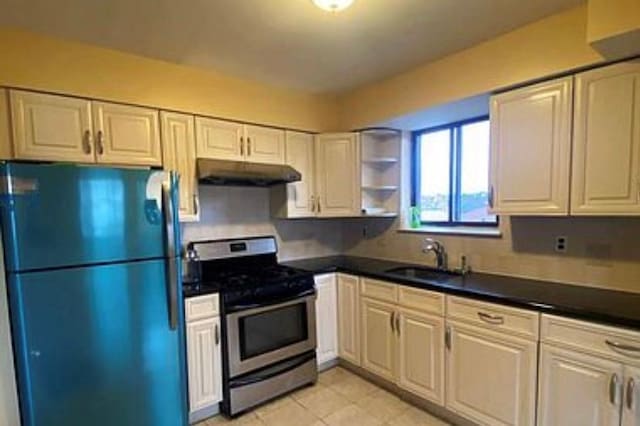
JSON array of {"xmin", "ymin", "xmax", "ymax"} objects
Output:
[
  {"xmin": 460, "ymin": 121, "xmax": 496, "ymax": 223},
  {"xmin": 419, "ymin": 129, "xmax": 450, "ymax": 222}
]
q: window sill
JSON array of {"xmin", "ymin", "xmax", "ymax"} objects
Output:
[{"xmin": 398, "ymin": 225, "xmax": 502, "ymax": 238}]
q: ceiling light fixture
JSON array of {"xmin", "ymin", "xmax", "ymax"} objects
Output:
[{"xmin": 312, "ymin": 0, "xmax": 355, "ymax": 12}]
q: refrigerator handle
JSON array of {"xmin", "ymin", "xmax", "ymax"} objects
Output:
[{"xmin": 162, "ymin": 176, "xmax": 179, "ymax": 331}]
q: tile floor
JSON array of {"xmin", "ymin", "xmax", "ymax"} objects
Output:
[{"xmin": 199, "ymin": 367, "xmax": 451, "ymax": 426}]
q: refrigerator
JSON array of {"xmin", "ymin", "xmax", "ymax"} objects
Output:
[{"xmin": 0, "ymin": 162, "xmax": 188, "ymax": 426}]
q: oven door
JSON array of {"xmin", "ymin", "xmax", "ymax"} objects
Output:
[{"xmin": 226, "ymin": 294, "xmax": 316, "ymax": 377}]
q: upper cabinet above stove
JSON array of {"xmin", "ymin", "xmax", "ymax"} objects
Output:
[{"xmin": 490, "ymin": 60, "xmax": 640, "ymax": 217}]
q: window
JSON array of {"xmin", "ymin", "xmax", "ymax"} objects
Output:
[{"xmin": 412, "ymin": 117, "xmax": 497, "ymax": 226}]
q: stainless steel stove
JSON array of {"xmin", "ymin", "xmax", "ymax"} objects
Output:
[{"xmin": 183, "ymin": 236, "xmax": 317, "ymax": 417}]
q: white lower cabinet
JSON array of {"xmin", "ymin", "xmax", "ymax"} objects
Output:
[
  {"xmin": 445, "ymin": 320, "xmax": 537, "ymax": 426},
  {"xmin": 185, "ymin": 295, "xmax": 222, "ymax": 421},
  {"xmin": 337, "ymin": 274, "xmax": 361, "ymax": 365},
  {"xmin": 397, "ymin": 307, "xmax": 445, "ymax": 404},
  {"xmin": 315, "ymin": 274, "xmax": 338, "ymax": 366},
  {"xmin": 539, "ymin": 314, "xmax": 640, "ymax": 426},
  {"xmin": 361, "ymin": 298, "xmax": 397, "ymax": 381},
  {"xmin": 538, "ymin": 344, "xmax": 622, "ymax": 426}
]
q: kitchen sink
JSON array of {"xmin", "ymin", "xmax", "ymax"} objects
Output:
[{"xmin": 384, "ymin": 266, "xmax": 460, "ymax": 283}]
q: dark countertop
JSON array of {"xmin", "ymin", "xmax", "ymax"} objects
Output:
[{"xmin": 282, "ymin": 255, "xmax": 640, "ymax": 330}]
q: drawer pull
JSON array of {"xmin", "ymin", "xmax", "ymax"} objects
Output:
[
  {"xmin": 606, "ymin": 340, "xmax": 640, "ymax": 358},
  {"xmin": 628, "ymin": 378, "xmax": 636, "ymax": 410},
  {"xmin": 477, "ymin": 311, "xmax": 505, "ymax": 325},
  {"xmin": 610, "ymin": 373, "xmax": 620, "ymax": 405},
  {"xmin": 215, "ymin": 324, "xmax": 220, "ymax": 345}
]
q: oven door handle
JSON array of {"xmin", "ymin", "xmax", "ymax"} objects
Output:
[
  {"xmin": 229, "ymin": 352, "xmax": 316, "ymax": 387},
  {"xmin": 225, "ymin": 288, "xmax": 317, "ymax": 314}
]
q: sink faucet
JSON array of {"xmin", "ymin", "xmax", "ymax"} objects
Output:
[{"xmin": 422, "ymin": 238, "xmax": 448, "ymax": 271}]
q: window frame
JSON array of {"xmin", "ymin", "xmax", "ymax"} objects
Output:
[{"xmin": 411, "ymin": 115, "xmax": 497, "ymax": 227}]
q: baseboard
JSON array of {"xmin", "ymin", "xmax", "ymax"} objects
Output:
[
  {"xmin": 318, "ymin": 357, "xmax": 339, "ymax": 372},
  {"xmin": 337, "ymin": 359, "xmax": 475, "ymax": 426},
  {"xmin": 189, "ymin": 403, "xmax": 220, "ymax": 424}
]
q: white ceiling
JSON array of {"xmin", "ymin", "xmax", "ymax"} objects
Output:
[{"xmin": 0, "ymin": 0, "xmax": 584, "ymax": 93}]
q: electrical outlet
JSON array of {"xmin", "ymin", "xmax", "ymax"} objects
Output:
[{"xmin": 555, "ymin": 236, "xmax": 568, "ymax": 253}]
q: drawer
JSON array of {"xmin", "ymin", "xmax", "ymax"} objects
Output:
[
  {"xmin": 185, "ymin": 294, "xmax": 219, "ymax": 322},
  {"xmin": 360, "ymin": 278, "xmax": 398, "ymax": 303},
  {"xmin": 541, "ymin": 314, "xmax": 640, "ymax": 364},
  {"xmin": 398, "ymin": 286, "xmax": 444, "ymax": 316},
  {"xmin": 446, "ymin": 296, "xmax": 539, "ymax": 339}
]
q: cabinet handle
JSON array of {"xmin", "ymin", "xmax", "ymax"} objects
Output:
[
  {"xmin": 445, "ymin": 325, "xmax": 452, "ymax": 350},
  {"xmin": 310, "ymin": 195, "xmax": 315, "ymax": 212},
  {"xmin": 96, "ymin": 130, "xmax": 104, "ymax": 155},
  {"xmin": 610, "ymin": 373, "xmax": 620, "ymax": 405},
  {"xmin": 247, "ymin": 137, "xmax": 251, "ymax": 156},
  {"xmin": 83, "ymin": 130, "xmax": 93, "ymax": 154},
  {"xmin": 390, "ymin": 312, "xmax": 395, "ymax": 333},
  {"xmin": 628, "ymin": 377, "xmax": 636, "ymax": 410},
  {"xmin": 395, "ymin": 313, "xmax": 400, "ymax": 336},
  {"xmin": 605, "ymin": 340, "xmax": 640, "ymax": 358},
  {"xmin": 477, "ymin": 311, "xmax": 504, "ymax": 325},
  {"xmin": 488, "ymin": 185, "xmax": 494, "ymax": 209},
  {"xmin": 193, "ymin": 194, "xmax": 199, "ymax": 216},
  {"xmin": 215, "ymin": 324, "xmax": 220, "ymax": 345},
  {"xmin": 240, "ymin": 137, "xmax": 245, "ymax": 156},
  {"xmin": 317, "ymin": 197, "xmax": 321, "ymax": 213}
]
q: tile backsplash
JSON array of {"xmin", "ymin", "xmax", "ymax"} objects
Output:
[{"xmin": 181, "ymin": 185, "xmax": 344, "ymax": 261}]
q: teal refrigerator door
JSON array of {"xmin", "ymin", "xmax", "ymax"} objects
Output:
[
  {"xmin": 0, "ymin": 163, "xmax": 168, "ymax": 272},
  {"xmin": 10, "ymin": 259, "xmax": 188, "ymax": 426}
]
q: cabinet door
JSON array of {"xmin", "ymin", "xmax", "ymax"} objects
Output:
[
  {"xmin": 10, "ymin": 90, "xmax": 94, "ymax": 163},
  {"xmin": 361, "ymin": 298, "xmax": 396, "ymax": 381},
  {"xmin": 538, "ymin": 344, "xmax": 622, "ymax": 426},
  {"xmin": 284, "ymin": 131, "xmax": 315, "ymax": 217},
  {"xmin": 195, "ymin": 117, "xmax": 244, "ymax": 161},
  {"xmin": 93, "ymin": 102, "xmax": 161, "ymax": 166},
  {"xmin": 623, "ymin": 366, "xmax": 640, "ymax": 426},
  {"xmin": 186, "ymin": 316, "xmax": 223, "ymax": 413},
  {"xmin": 315, "ymin": 133, "xmax": 360, "ymax": 217},
  {"xmin": 314, "ymin": 274, "xmax": 338, "ymax": 366},
  {"xmin": 397, "ymin": 308, "xmax": 444, "ymax": 405},
  {"xmin": 0, "ymin": 89, "xmax": 13, "ymax": 160},
  {"xmin": 572, "ymin": 61, "xmax": 640, "ymax": 215},
  {"xmin": 337, "ymin": 274, "xmax": 360, "ymax": 366},
  {"xmin": 245, "ymin": 125, "xmax": 285, "ymax": 165},
  {"xmin": 161, "ymin": 111, "xmax": 199, "ymax": 222},
  {"xmin": 489, "ymin": 77, "xmax": 572, "ymax": 215},
  {"xmin": 446, "ymin": 321, "xmax": 537, "ymax": 426}
]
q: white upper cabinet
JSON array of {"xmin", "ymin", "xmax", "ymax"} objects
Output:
[
  {"xmin": 283, "ymin": 131, "xmax": 315, "ymax": 217},
  {"xmin": 10, "ymin": 90, "xmax": 94, "ymax": 163},
  {"xmin": 538, "ymin": 344, "xmax": 622, "ymax": 426},
  {"xmin": 315, "ymin": 133, "xmax": 361, "ymax": 217},
  {"xmin": 314, "ymin": 274, "xmax": 338, "ymax": 366},
  {"xmin": 195, "ymin": 117, "xmax": 244, "ymax": 161},
  {"xmin": 244, "ymin": 125, "xmax": 285, "ymax": 165},
  {"xmin": 490, "ymin": 77, "xmax": 573, "ymax": 215},
  {"xmin": 92, "ymin": 102, "xmax": 162, "ymax": 166},
  {"xmin": 161, "ymin": 111, "xmax": 199, "ymax": 222},
  {"xmin": 571, "ymin": 61, "xmax": 640, "ymax": 215}
]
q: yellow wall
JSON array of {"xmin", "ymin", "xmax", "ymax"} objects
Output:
[
  {"xmin": 338, "ymin": 5, "xmax": 604, "ymax": 129},
  {"xmin": 588, "ymin": 0, "xmax": 640, "ymax": 42},
  {"xmin": 0, "ymin": 28, "xmax": 338, "ymax": 132}
]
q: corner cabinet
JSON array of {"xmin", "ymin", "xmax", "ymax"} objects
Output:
[
  {"xmin": 185, "ymin": 294, "xmax": 223, "ymax": 423},
  {"xmin": 314, "ymin": 274, "xmax": 338, "ymax": 366},
  {"xmin": 161, "ymin": 111, "xmax": 199, "ymax": 222},
  {"xmin": 195, "ymin": 118, "xmax": 285, "ymax": 165},
  {"xmin": 315, "ymin": 133, "xmax": 361, "ymax": 217},
  {"xmin": 489, "ymin": 77, "xmax": 573, "ymax": 215},
  {"xmin": 8, "ymin": 90, "xmax": 162, "ymax": 166},
  {"xmin": 571, "ymin": 61, "xmax": 640, "ymax": 215}
]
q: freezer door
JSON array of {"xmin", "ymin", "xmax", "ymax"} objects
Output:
[
  {"xmin": 0, "ymin": 163, "xmax": 169, "ymax": 272},
  {"xmin": 9, "ymin": 259, "xmax": 188, "ymax": 426}
]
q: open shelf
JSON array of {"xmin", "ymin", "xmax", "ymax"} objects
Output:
[
  {"xmin": 360, "ymin": 130, "xmax": 401, "ymax": 217},
  {"xmin": 362, "ymin": 185, "xmax": 399, "ymax": 191},
  {"xmin": 362, "ymin": 157, "xmax": 399, "ymax": 164}
]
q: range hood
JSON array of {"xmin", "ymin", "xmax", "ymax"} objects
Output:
[{"xmin": 197, "ymin": 158, "xmax": 302, "ymax": 186}]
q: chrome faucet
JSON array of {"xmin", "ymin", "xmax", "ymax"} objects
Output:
[{"xmin": 422, "ymin": 238, "xmax": 448, "ymax": 271}]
